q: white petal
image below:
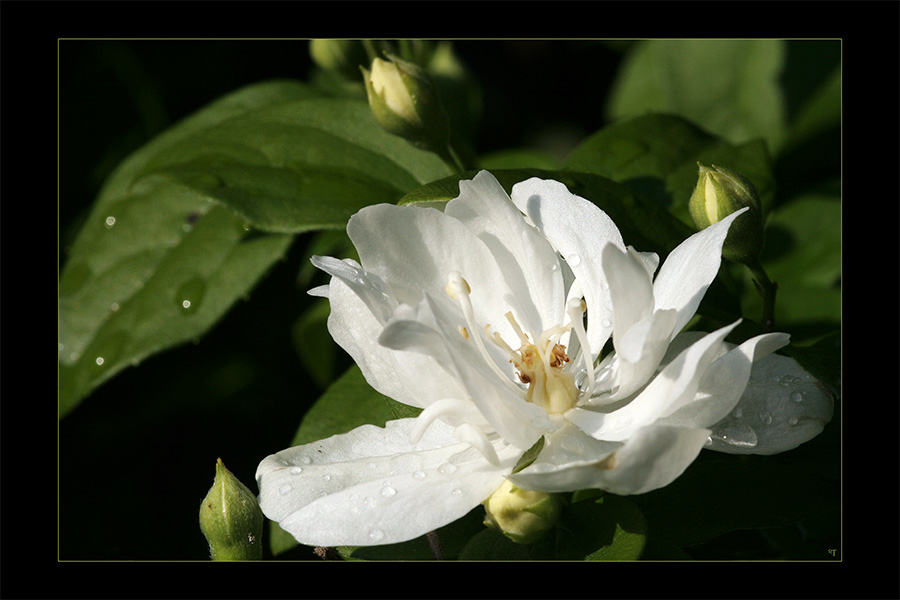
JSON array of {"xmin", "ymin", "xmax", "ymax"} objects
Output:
[
  {"xmin": 603, "ymin": 244, "xmax": 656, "ymax": 360},
  {"xmin": 707, "ymin": 353, "xmax": 834, "ymax": 455},
  {"xmin": 570, "ymin": 321, "xmax": 739, "ymax": 441},
  {"xmin": 346, "ymin": 203, "xmax": 525, "ymax": 346},
  {"xmin": 607, "ymin": 309, "xmax": 678, "ymax": 400},
  {"xmin": 661, "ymin": 332, "xmax": 790, "ymax": 430},
  {"xmin": 379, "ymin": 293, "xmax": 549, "ymax": 450},
  {"xmin": 514, "ymin": 423, "xmax": 710, "ymax": 496},
  {"xmin": 321, "ymin": 273, "xmax": 463, "ymax": 409},
  {"xmin": 653, "ymin": 209, "xmax": 747, "ymax": 337},
  {"xmin": 510, "ymin": 177, "xmax": 624, "ymax": 359},
  {"xmin": 256, "ymin": 418, "xmax": 518, "ymax": 547},
  {"xmin": 508, "ymin": 424, "xmax": 621, "ymax": 493},
  {"xmin": 445, "ymin": 171, "xmax": 566, "ymax": 336}
]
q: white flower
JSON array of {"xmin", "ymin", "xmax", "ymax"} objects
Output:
[{"xmin": 256, "ymin": 171, "xmax": 833, "ymax": 547}]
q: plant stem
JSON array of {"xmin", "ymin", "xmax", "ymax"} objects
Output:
[
  {"xmin": 426, "ymin": 530, "xmax": 444, "ymax": 560},
  {"xmin": 748, "ymin": 259, "xmax": 778, "ymax": 332}
]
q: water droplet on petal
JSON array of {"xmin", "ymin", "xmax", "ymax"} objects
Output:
[
  {"xmin": 600, "ymin": 318, "xmax": 612, "ymax": 328},
  {"xmin": 368, "ymin": 528, "xmax": 385, "ymax": 543},
  {"xmin": 711, "ymin": 422, "xmax": 758, "ymax": 448},
  {"xmin": 732, "ymin": 407, "xmax": 743, "ymax": 418},
  {"xmin": 299, "ymin": 456, "xmax": 312, "ymax": 465},
  {"xmin": 279, "ymin": 484, "xmax": 293, "ymax": 495},
  {"xmin": 790, "ymin": 391, "xmax": 804, "ymax": 403},
  {"xmin": 322, "ymin": 474, "xmax": 331, "ymax": 482},
  {"xmin": 413, "ymin": 470, "xmax": 426, "ymax": 479},
  {"xmin": 438, "ymin": 463, "xmax": 457, "ymax": 475},
  {"xmin": 104, "ymin": 216, "xmax": 116, "ymax": 229},
  {"xmin": 381, "ymin": 486, "xmax": 396, "ymax": 497},
  {"xmin": 788, "ymin": 417, "xmax": 799, "ymax": 426},
  {"xmin": 289, "ymin": 466, "xmax": 303, "ymax": 475},
  {"xmin": 567, "ymin": 254, "xmax": 582, "ymax": 267},
  {"xmin": 451, "ymin": 488, "xmax": 462, "ymax": 496}
]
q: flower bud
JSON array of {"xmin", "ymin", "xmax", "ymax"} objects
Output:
[
  {"xmin": 309, "ymin": 39, "xmax": 369, "ymax": 80},
  {"xmin": 361, "ymin": 55, "xmax": 450, "ymax": 153},
  {"xmin": 689, "ymin": 163, "xmax": 765, "ymax": 264},
  {"xmin": 483, "ymin": 479, "xmax": 562, "ymax": 544},
  {"xmin": 199, "ymin": 458, "xmax": 263, "ymax": 560}
]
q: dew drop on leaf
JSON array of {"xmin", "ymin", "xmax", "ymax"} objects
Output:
[{"xmin": 176, "ymin": 277, "xmax": 206, "ymax": 314}]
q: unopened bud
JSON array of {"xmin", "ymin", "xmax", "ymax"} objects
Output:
[
  {"xmin": 199, "ymin": 458, "xmax": 263, "ymax": 560},
  {"xmin": 361, "ymin": 55, "xmax": 450, "ymax": 153},
  {"xmin": 689, "ymin": 163, "xmax": 765, "ymax": 264},
  {"xmin": 483, "ymin": 479, "xmax": 562, "ymax": 544},
  {"xmin": 309, "ymin": 39, "xmax": 369, "ymax": 80}
]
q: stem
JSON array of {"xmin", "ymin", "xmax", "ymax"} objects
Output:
[
  {"xmin": 748, "ymin": 259, "xmax": 778, "ymax": 332},
  {"xmin": 426, "ymin": 530, "xmax": 444, "ymax": 560},
  {"xmin": 361, "ymin": 39, "xmax": 382, "ymax": 62},
  {"xmin": 441, "ymin": 142, "xmax": 467, "ymax": 175}
]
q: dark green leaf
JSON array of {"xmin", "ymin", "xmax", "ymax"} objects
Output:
[
  {"xmin": 740, "ymin": 191, "xmax": 841, "ymax": 341},
  {"xmin": 59, "ymin": 80, "xmax": 451, "ymax": 415},
  {"xmin": 289, "ymin": 364, "xmax": 408, "ymax": 447},
  {"xmin": 605, "ymin": 40, "xmax": 788, "ymax": 152},
  {"xmin": 58, "ymin": 190, "xmax": 294, "ymax": 417},
  {"xmin": 630, "ymin": 452, "xmax": 839, "ymax": 550},
  {"xmin": 511, "ymin": 436, "xmax": 545, "ymax": 474},
  {"xmin": 562, "ymin": 494, "xmax": 647, "ymax": 560},
  {"xmin": 565, "ymin": 113, "xmax": 776, "ymax": 225}
]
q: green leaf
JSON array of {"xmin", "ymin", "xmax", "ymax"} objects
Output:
[
  {"xmin": 88, "ymin": 80, "xmax": 451, "ymax": 235},
  {"xmin": 741, "ymin": 192, "xmax": 841, "ymax": 339},
  {"xmin": 511, "ymin": 436, "xmax": 545, "ymax": 474},
  {"xmin": 605, "ymin": 40, "xmax": 788, "ymax": 153},
  {"xmin": 58, "ymin": 188, "xmax": 294, "ymax": 417},
  {"xmin": 562, "ymin": 495, "xmax": 647, "ymax": 561},
  {"xmin": 59, "ymin": 80, "xmax": 452, "ymax": 416},
  {"xmin": 147, "ymin": 97, "xmax": 451, "ymax": 233},
  {"xmin": 630, "ymin": 452, "xmax": 839, "ymax": 550},
  {"xmin": 565, "ymin": 113, "xmax": 776, "ymax": 226},
  {"xmin": 289, "ymin": 365, "xmax": 408, "ymax": 447}
]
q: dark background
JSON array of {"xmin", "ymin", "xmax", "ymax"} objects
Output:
[{"xmin": 57, "ymin": 39, "xmax": 626, "ymax": 561}]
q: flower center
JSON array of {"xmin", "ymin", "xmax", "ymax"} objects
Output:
[{"xmin": 446, "ymin": 271, "xmax": 594, "ymax": 416}]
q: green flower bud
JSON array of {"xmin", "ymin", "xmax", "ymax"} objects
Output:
[
  {"xmin": 361, "ymin": 55, "xmax": 450, "ymax": 154},
  {"xmin": 199, "ymin": 458, "xmax": 263, "ymax": 560},
  {"xmin": 309, "ymin": 39, "xmax": 369, "ymax": 80},
  {"xmin": 689, "ymin": 163, "xmax": 765, "ymax": 264},
  {"xmin": 483, "ymin": 479, "xmax": 563, "ymax": 544}
]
